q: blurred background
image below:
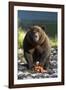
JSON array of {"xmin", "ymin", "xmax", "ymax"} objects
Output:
[{"xmin": 18, "ymin": 10, "xmax": 57, "ymax": 49}]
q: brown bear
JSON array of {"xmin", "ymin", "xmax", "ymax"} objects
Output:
[{"xmin": 23, "ymin": 25, "xmax": 51, "ymax": 70}]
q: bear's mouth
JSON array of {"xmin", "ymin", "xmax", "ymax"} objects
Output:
[
  {"xmin": 29, "ymin": 31, "xmax": 39, "ymax": 43},
  {"xmin": 30, "ymin": 34, "xmax": 39, "ymax": 43}
]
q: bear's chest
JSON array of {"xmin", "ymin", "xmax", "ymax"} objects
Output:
[{"xmin": 33, "ymin": 48, "xmax": 42, "ymax": 62}]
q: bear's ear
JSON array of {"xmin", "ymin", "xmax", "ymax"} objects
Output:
[{"xmin": 40, "ymin": 25, "xmax": 45, "ymax": 30}]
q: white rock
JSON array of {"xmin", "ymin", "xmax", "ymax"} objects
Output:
[
  {"xmin": 18, "ymin": 49, "xmax": 24, "ymax": 54},
  {"xmin": 18, "ymin": 71, "xmax": 24, "ymax": 75}
]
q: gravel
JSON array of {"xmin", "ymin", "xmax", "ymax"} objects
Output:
[{"xmin": 18, "ymin": 47, "xmax": 58, "ymax": 79}]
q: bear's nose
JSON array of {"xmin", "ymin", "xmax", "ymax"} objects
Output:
[
  {"xmin": 35, "ymin": 35, "xmax": 37, "ymax": 38},
  {"xmin": 35, "ymin": 33, "xmax": 38, "ymax": 38}
]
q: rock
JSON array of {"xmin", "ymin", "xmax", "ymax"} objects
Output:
[
  {"xmin": 51, "ymin": 48, "xmax": 55, "ymax": 51},
  {"xmin": 18, "ymin": 49, "xmax": 27, "ymax": 64},
  {"xmin": 18, "ymin": 71, "xmax": 24, "ymax": 75},
  {"xmin": 18, "ymin": 59, "xmax": 21, "ymax": 63},
  {"xmin": 18, "ymin": 64, "xmax": 28, "ymax": 71},
  {"xmin": 26, "ymin": 74, "xmax": 32, "ymax": 79},
  {"xmin": 53, "ymin": 55, "xmax": 57, "ymax": 61},
  {"xmin": 23, "ymin": 72, "xmax": 30, "ymax": 76},
  {"xmin": 53, "ymin": 69, "xmax": 57, "ymax": 73},
  {"xmin": 53, "ymin": 50, "xmax": 57, "ymax": 55},
  {"xmin": 20, "ymin": 57, "xmax": 27, "ymax": 64},
  {"xmin": 18, "ymin": 49, "xmax": 24, "ymax": 55},
  {"xmin": 43, "ymin": 73, "xmax": 49, "ymax": 78},
  {"xmin": 50, "ymin": 73, "xmax": 57, "ymax": 78},
  {"xmin": 47, "ymin": 69, "xmax": 55, "ymax": 75},
  {"xmin": 18, "ymin": 74, "xmax": 26, "ymax": 79},
  {"xmin": 31, "ymin": 73, "xmax": 38, "ymax": 77}
]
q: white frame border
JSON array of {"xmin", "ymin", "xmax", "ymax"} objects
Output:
[{"xmin": 14, "ymin": 6, "xmax": 62, "ymax": 85}]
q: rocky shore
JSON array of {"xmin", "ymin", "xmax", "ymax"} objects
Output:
[{"xmin": 17, "ymin": 47, "xmax": 58, "ymax": 79}]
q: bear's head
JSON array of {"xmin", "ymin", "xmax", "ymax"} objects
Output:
[{"xmin": 28, "ymin": 25, "xmax": 45, "ymax": 44}]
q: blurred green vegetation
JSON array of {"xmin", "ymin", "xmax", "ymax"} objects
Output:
[
  {"xmin": 18, "ymin": 27, "xmax": 26, "ymax": 48},
  {"xmin": 50, "ymin": 37, "xmax": 57, "ymax": 48},
  {"xmin": 18, "ymin": 27, "xmax": 57, "ymax": 49}
]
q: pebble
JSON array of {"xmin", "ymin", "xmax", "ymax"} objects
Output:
[
  {"xmin": 18, "ymin": 71, "xmax": 24, "ymax": 75},
  {"xmin": 53, "ymin": 50, "xmax": 57, "ymax": 54}
]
